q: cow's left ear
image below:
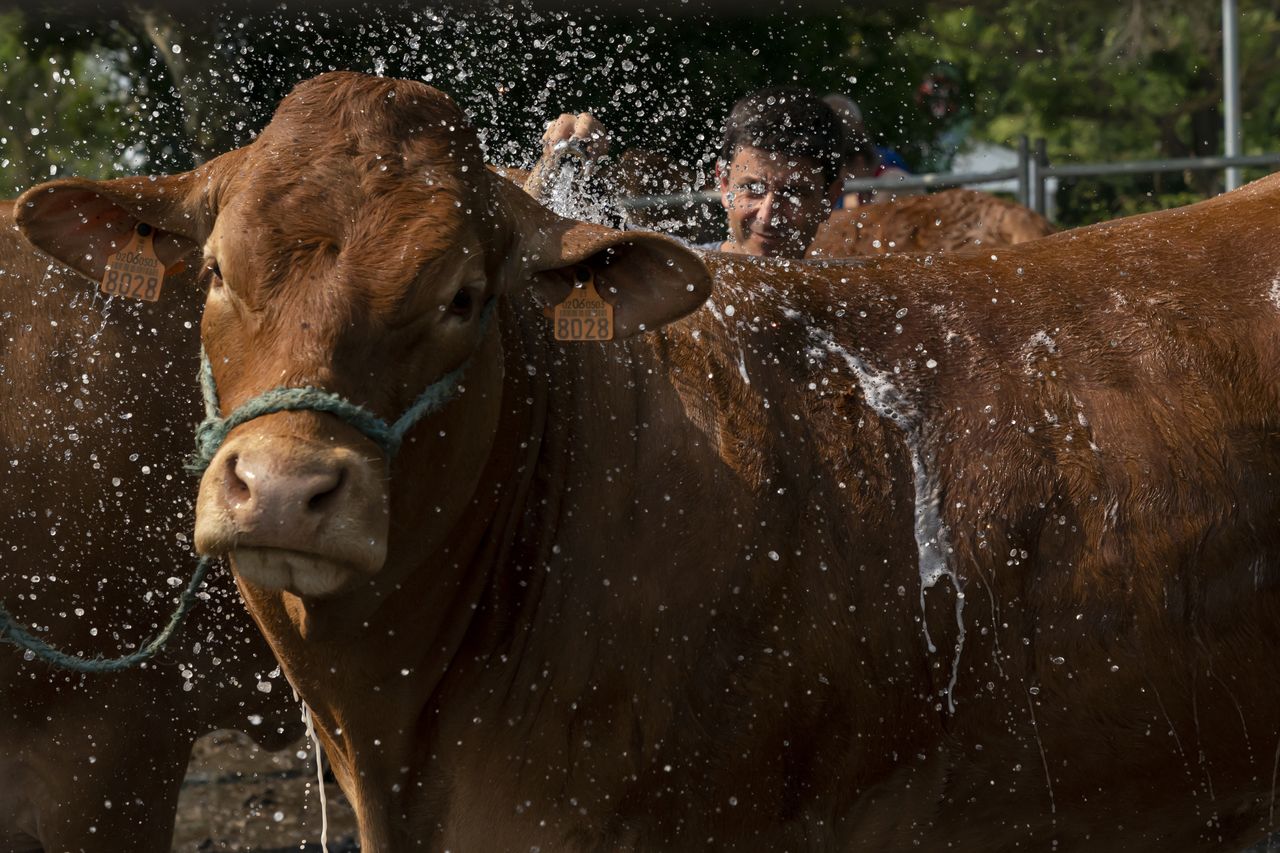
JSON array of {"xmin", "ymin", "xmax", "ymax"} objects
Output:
[
  {"xmin": 496, "ymin": 178, "xmax": 712, "ymax": 338},
  {"xmin": 13, "ymin": 160, "xmax": 225, "ymax": 282}
]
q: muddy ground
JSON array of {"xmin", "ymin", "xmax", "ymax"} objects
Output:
[{"xmin": 172, "ymin": 730, "xmax": 359, "ymax": 852}]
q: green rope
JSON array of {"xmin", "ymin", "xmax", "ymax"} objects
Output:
[
  {"xmin": 186, "ymin": 361, "xmax": 471, "ymax": 474},
  {"xmin": 187, "ymin": 298, "xmax": 495, "ymax": 475},
  {"xmin": 0, "ymin": 555, "xmax": 214, "ymax": 672}
]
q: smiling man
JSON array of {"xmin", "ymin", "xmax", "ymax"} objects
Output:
[
  {"xmin": 532, "ymin": 86, "xmax": 846, "ymax": 259},
  {"xmin": 712, "ymin": 86, "xmax": 845, "ymax": 258}
]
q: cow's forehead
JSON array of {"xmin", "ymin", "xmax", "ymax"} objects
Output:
[
  {"xmin": 221, "ymin": 146, "xmax": 470, "ymax": 254},
  {"xmin": 213, "ymin": 73, "xmax": 494, "ymax": 286},
  {"xmin": 264, "ymin": 71, "xmax": 474, "ymax": 153}
]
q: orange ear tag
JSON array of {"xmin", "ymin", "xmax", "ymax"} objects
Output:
[
  {"xmin": 553, "ymin": 266, "xmax": 614, "ymax": 341},
  {"xmin": 100, "ymin": 223, "xmax": 165, "ymax": 302}
]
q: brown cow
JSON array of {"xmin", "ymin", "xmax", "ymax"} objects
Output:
[
  {"xmin": 0, "ymin": 206, "xmax": 299, "ymax": 851},
  {"xmin": 808, "ymin": 187, "xmax": 1054, "ymax": 258},
  {"xmin": 16, "ymin": 71, "xmax": 1280, "ymax": 851}
]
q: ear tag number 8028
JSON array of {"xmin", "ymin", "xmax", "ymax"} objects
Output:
[
  {"xmin": 100, "ymin": 223, "xmax": 165, "ymax": 302},
  {"xmin": 553, "ymin": 266, "xmax": 613, "ymax": 342}
]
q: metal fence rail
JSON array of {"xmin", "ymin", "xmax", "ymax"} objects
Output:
[{"xmin": 1041, "ymin": 152, "xmax": 1280, "ymax": 178}]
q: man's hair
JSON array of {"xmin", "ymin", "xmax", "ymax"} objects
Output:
[{"xmin": 719, "ymin": 86, "xmax": 846, "ymax": 187}]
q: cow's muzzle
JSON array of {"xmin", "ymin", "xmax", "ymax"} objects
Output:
[{"xmin": 194, "ymin": 431, "xmax": 389, "ymax": 597}]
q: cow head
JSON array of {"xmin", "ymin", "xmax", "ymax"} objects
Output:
[{"xmin": 15, "ymin": 72, "xmax": 710, "ymax": 607}]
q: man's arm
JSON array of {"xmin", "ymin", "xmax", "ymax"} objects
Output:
[{"xmin": 524, "ymin": 112, "xmax": 610, "ymax": 204}]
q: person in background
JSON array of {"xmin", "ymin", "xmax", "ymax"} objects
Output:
[
  {"xmin": 531, "ymin": 85, "xmax": 845, "ymax": 260},
  {"xmin": 913, "ymin": 61, "xmax": 973, "ymax": 174},
  {"xmin": 823, "ymin": 93, "xmax": 916, "ymax": 208}
]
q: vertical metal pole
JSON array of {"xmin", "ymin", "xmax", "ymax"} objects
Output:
[
  {"xmin": 1034, "ymin": 137, "xmax": 1049, "ymax": 218},
  {"xmin": 1028, "ymin": 150, "xmax": 1040, "ymax": 215},
  {"xmin": 1223, "ymin": 0, "xmax": 1242, "ymax": 190},
  {"xmin": 1016, "ymin": 135, "xmax": 1030, "ymax": 206}
]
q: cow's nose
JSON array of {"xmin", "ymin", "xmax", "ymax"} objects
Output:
[
  {"xmin": 194, "ymin": 429, "xmax": 390, "ymax": 580},
  {"xmin": 223, "ymin": 449, "xmax": 348, "ymax": 528}
]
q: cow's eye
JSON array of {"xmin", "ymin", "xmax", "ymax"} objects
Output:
[
  {"xmin": 205, "ymin": 259, "xmax": 224, "ymax": 288},
  {"xmin": 448, "ymin": 287, "xmax": 474, "ymax": 318}
]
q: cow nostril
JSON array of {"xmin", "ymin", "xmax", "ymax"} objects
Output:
[
  {"xmin": 225, "ymin": 454, "xmax": 251, "ymax": 502},
  {"xmin": 307, "ymin": 467, "xmax": 346, "ymax": 513}
]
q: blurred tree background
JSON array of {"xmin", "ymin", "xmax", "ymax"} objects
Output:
[{"xmin": 2, "ymin": 0, "xmax": 1278, "ymax": 226}]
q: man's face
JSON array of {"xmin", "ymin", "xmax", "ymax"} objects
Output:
[{"xmin": 718, "ymin": 145, "xmax": 837, "ymax": 259}]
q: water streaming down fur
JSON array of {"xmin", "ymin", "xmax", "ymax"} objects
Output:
[
  {"xmin": 803, "ymin": 321, "xmax": 966, "ymax": 712},
  {"xmin": 302, "ymin": 702, "xmax": 330, "ymax": 853}
]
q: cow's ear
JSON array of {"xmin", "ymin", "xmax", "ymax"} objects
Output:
[
  {"xmin": 496, "ymin": 178, "xmax": 711, "ymax": 338},
  {"xmin": 14, "ymin": 169, "xmax": 212, "ymax": 283}
]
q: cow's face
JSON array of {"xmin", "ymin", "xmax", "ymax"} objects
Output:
[{"xmin": 16, "ymin": 72, "xmax": 710, "ymax": 605}]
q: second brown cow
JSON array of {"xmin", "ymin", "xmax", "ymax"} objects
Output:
[
  {"xmin": 808, "ymin": 187, "xmax": 1054, "ymax": 257},
  {"xmin": 0, "ymin": 205, "xmax": 299, "ymax": 852}
]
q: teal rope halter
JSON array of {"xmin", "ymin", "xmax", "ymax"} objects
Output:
[
  {"xmin": 187, "ymin": 298, "xmax": 495, "ymax": 475},
  {"xmin": 1, "ymin": 299, "xmax": 496, "ymax": 671}
]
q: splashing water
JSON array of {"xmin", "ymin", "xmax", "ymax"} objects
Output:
[
  {"xmin": 541, "ymin": 140, "xmax": 620, "ymax": 227},
  {"xmin": 87, "ymin": 294, "xmax": 114, "ymax": 348}
]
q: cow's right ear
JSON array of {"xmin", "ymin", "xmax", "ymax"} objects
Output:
[
  {"xmin": 14, "ymin": 168, "xmax": 214, "ymax": 283},
  {"xmin": 494, "ymin": 177, "xmax": 712, "ymax": 338}
]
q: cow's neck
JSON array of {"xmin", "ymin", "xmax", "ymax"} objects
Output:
[
  {"xmin": 259, "ymin": 289, "xmax": 723, "ymax": 840},
  {"xmin": 436, "ymin": 263, "xmax": 936, "ymax": 837}
]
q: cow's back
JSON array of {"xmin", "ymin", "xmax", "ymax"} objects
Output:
[
  {"xmin": 808, "ymin": 188, "xmax": 1054, "ymax": 258},
  {"xmin": 0, "ymin": 205, "xmax": 296, "ymax": 851},
  {"xmin": 785, "ymin": 176, "xmax": 1280, "ymax": 848}
]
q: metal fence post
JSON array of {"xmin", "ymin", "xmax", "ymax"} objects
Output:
[
  {"xmin": 1034, "ymin": 138, "xmax": 1049, "ymax": 218},
  {"xmin": 1016, "ymin": 135, "xmax": 1030, "ymax": 207},
  {"xmin": 1028, "ymin": 153, "xmax": 1039, "ymax": 214},
  {"xmin": 1223, "ymin": 0, "xmax": 1243, "ymax": 190}
]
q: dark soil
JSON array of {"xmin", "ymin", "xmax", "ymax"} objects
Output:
[{"xmin": 172, "ymin": 730, "xmax": 360, "ymax": 852}]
